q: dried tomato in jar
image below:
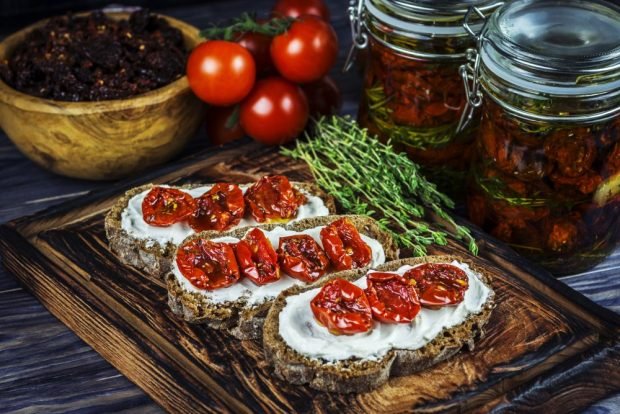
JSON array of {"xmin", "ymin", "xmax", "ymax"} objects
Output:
[
  {"xmin": 347, "ymin": 0, "xmax": 502, "ymax": 196},
  {"xmin": 463, "ymin": 0, "xmax": 620, "ymax": 275}
]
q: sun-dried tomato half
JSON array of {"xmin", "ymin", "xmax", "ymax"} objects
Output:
[
  {"xmin": 403, "ymin": 263, "xmax": 469, "ymax": 307},
  {"xmin": 235, "ymin": 228, "xmax": 280, "ymax": 285},
  {"xmin": 189, "ymin": 183, "xmax": 245, "ymax": 232},
  {"xmin": 365, "ymin": 272, "xmax": 420, "ymax": 323},
  {"xmin": 176, "ymin": 239, "xmax": 240, "ymax": 290},
  {"xmin": 278, "ymin": 235, "xmax": 330, "ymax": 282},
  {"xmin": 320, "ymin": 218, "xmax": 372, "ymax": 271},
  {"xmin": 244, "ymin": 175, "xmax": 307, "ymax": 223},
  {"xmin": 310, "ymin": 278, "xmax": 372, "ymax": 335},
  {"xmin": 142, "ymin": 187, "xmax": 196, "ymax": 227}
]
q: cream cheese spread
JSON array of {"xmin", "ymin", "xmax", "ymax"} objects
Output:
[
  {"xmin": 278, "ymin": 261, "xmax": 491, "ymax": 362},
  {"xmin": 172, "ymin": 226, "xmax": 386, "ymax": 307},
  {"xmin": 120, "ymin": 185, "xmax": 330, "ymax": 245}
]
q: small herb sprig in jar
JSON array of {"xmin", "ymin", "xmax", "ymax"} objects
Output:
[{"xmin": 282, "ymin": 116, "xmax": 478, "ymax": 256}]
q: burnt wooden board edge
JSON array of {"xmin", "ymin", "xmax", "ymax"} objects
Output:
[{"xmin": 0, "ymin": 225, "xmax": 252, "ymax": 414}]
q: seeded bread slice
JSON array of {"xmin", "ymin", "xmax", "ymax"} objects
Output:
[
  {"xmin": 262, "ymin": 255, "xmax": 496, "ymax": 393},
  {"xmin": 166, "ymin": 215, "xmax": 399, "ymax": 340},
  {"xmin": 105, "ymin": 182, "xmax": 336, "ymax": 279}
]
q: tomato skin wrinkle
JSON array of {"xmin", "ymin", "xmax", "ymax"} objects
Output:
[
  {"xmin": 365, "ymin": 272, "xmax": 420, "ymax": 323},
  {"xmin": 310, "ymin": 278, "xmax": 373, "ymax": 335},
  {"xmin": 270, "ymin": 16, "xmax": 338, "ymax": 83},
  {"xmin": 403, "ymin": 263, "xmax": 469, "ymax": 307},
  {"xmin": 320, "ymin": 218, "xmax": 372, "ymax": 270},
  {"xmin": 240, "ymin": 77, "xmax": 309, "ymax": 145},
  {"xmin": 278, "ymin": 235, "xmax": 330, "ymax": 282},
  {"xmin": 187, "ymin": 40, "xmax": 256, "ymax": 106},
  {"xmin": 176, "ymin": 240, "xmax": 240, "ymax": 290},
  {"xmin": 235, "ymin": 228, "xmax": 281, "ymax": 285},
  {"xmin": 142, "ymin": 187, "xmax": 196, "ymax": 227},
  {"xmin": 189, "ymin": 183, "xmax": 245, "ymax": 232},
  {"xmin": 244, "ymin": 175, "xmax": 307, "ymax": 222}
]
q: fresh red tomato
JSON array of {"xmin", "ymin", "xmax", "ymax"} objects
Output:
[
  {"xmin": 272, "ymin": 0, "xmax": 330, "ymax": 20},
  {"xmin": 142, "ymin": 187, "xmax": 196, "ymax": 227},
  {"xmin": 189, "ymin": 183, "xmax": 245, "ymax": 232},
  {"xmin": 176, "ymin": 240, "xmax": 240, "ymax": 290},
  {"xmin": 311, "ymin": 278, "xmax": 373, "ymax": 335},
  {"xmin": 300, "ymin": 76, "xmax": 342, "ymax": 118},
  {"xmin": 365, "ymin": 272, "xmax": 421, "ymax": 323},
  {"xmin": 403, "ymin": 263, "xmax": 469, "ymax": 307},
  {"xmin": 239, "ymin": 77, "xmax": 309, "ymax": 145},
  {"xmin": 187, "ymin": 40, "xmax": 256, "ymax": 105},
  {"xmin": 278, "ymin": 235, "xmax": 330, "ymax": 282},
  {"xmin": 244, "ymin": 175, "xmax": 307, "ymax": 222},
  {"xmin": 320, "ymin": 218, "xmax": 372, "ymax": 271},
  {"xmin": 236, "ymin": 31, "xmax": 274, "ymax": 75},
  {"xmin": 270, "ymin": 16, "xmax": 338, "ymax": 83},
  {"xmin": 235, "ymin": 228, "xmax": 281, "ymax": 285},
  {"xmin": 205, "ymin": 105, "xmax": 245, "ymax": 146}
]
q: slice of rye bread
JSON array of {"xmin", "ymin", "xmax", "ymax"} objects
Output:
[
  {"xmin": 262, "ymin": 255, "xmax": 496, "ymax": 393},
  {"xmin": 105, "ymin": 182, "xmax": 336, "ymax": 279},
  {"xmin": 166, "ymin": 215, "xmax": 400, "ymax": 340}
]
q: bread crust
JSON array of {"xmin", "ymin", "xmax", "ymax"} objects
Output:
[
  {"xmin": 105, "ymin": 182, "xmax": 337, "ymax": 280},
  {"xmin": 262, "ymin": 255, "xmax": 496, "ymax": 393},
  {"xmin": 166, "ymin": 215, "xmax": 400, "ymax": 340}
]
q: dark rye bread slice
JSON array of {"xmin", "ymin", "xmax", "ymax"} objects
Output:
[
  {"xmin": 166, "ymin": 215, "xmax": 399, "ymax": 340},
  {"xmin": 263, "ymin": 255, "xmax": 496, "ymax": 393},
  {"xmin": 105, "ymin": 182, "xmax": 336, "ymax": 279}
]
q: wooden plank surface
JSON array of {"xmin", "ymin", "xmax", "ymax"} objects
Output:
[{"xmin": 0, "ymin": 0, "xmax": 619, "ymax": 412}]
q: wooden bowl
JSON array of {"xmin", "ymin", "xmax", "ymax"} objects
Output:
[{"xmin": 0, "ymin": 12, "xmax": 205, "ymax": 180}]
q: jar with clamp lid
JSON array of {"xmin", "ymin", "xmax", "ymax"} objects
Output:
[
  {"xmin": 347, "ymin": 0, "xmax": 502, "ymax": 195},
  {"xmin": 462, "ymin": 0, "xmax": 620, "ymax": 274}
]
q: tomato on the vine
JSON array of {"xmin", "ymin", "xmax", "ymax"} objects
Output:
[
  {"xmin": 244, "ymin": 175, "xmax": 307, "ymax": 222},
  {"xmin": 176, "ymin": 240, "xmax": 240, "ymax": 290},
  {"xmin": 142, "ymin": 187, "xmax": 196, "ymax": 227},
  {"xmin": 403, "ymin": 263, "xmax": 469, "ymax": 306},
  {"xmin": 189, "ymin": 183, "xmax": 245, "ymax": 232},
  {"xmin": 270, "ymin": 16, "xmax": 338, "ymax": 83},
  {"xmin": 236, "ymin": 31, "xmax": 274, "ymax": 75},
  {"xmin": 235, "ymin": 228, "xmax": 281, "ymax": 285},
  {"xmin": 320, "ymin": 218, "xmax": 372, "ymax": 271},
  {"xmin": 278, "ymin": 235, "xmax": 330, "ymax": 282},
  {"xmin": 187, "ymin": 40, "xmax": 256, "ymax": 105},
  {"xmin": 205, "ymin": 105, "xmax": 245, "ymax": 146},
  {"xmin": 311, "ymin": 278, "xmax": 373, "ymax": 335},
  {"xmin": 365, "ymin": 272, "xmax": 421, "ymax": 323},
  {"xmin": 301, "ymin": 76, "xmax": 342, "ymax": 118},
  {"xmin": 272, "ymin": 0, "xmax": 330, "ymax": 21},
  {"xmin": 239, "ymin": 77, "xmax": 309, "ymax": 145}
]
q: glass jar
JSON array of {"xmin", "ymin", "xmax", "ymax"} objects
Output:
[
  {"xmin": 349, "ymin": 0, "xmax": 502, "ymax": 195},
  {"xmin": 463, "ymin": 0, "xmax": 620, "ymax": 275}
]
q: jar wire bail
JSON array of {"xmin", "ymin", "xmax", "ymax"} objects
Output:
[
  {"xmin": 456, "ymin": 6, "xmax": 490, "ymax": 134},
  {"xmin": 344, "ymin": 0, "xmax": 368, "ymax": 72}
]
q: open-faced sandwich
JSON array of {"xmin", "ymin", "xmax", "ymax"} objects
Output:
[
  {"xmin": 263, "ymin": 255, "xmax": 495, "ymax": 393},
  {"xmin": 166, "ymin": 215, "xmax": 399, "ymax": 339},
  {"xmin": 105, "ymin": 175, "xmax": 336, "ymax": 278}
]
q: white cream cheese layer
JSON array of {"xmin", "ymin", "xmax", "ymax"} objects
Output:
[
  {"xmin": 278, "ymin": 261, "xmax": 491, "ymax": 362},
  {"xmin": 172, "ymin": 226, "xmax": 386, "ymax": 307},
  {"xmin": 120, "ymin": 185, "xmax": 330, "ymax": 245}
]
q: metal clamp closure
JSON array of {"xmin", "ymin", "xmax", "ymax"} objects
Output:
[
  {"xmin": 343, "ymin": 0, "xmax": 368, "ymax": 72},
  {"xmin": 456, "ymin": 6, "xmax": 488, "ymax": 133}
]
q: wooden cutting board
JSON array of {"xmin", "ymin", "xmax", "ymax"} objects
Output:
[{"xmin": 1, "ymin": 141, "xmax": 619, "ymax": 413}]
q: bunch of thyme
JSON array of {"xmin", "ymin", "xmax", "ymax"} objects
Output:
[{"xmin": 281, "ymin": 116, "xmax": 478, "ymax": 256}]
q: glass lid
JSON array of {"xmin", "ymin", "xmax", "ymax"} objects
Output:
[{"xmin": 480, "ymin": 0, "xmax": 620, "ymax": 94}]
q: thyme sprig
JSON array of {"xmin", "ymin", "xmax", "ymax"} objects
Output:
[
  {"xmin": 282, "ymin": 116, "xmax": 478, "ymax": 256},
  {"xmin": 200, "ymin": 13, "xmax": 293, "ymax": 41}
]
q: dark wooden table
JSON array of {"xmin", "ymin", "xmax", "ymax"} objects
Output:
[{"xmin": 0, "ymin": 1, "xmax": 618, "ymax": 412}]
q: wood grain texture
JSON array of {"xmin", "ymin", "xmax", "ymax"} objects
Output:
[
  {"xmin": 0, "ymin": 0, "xmax": 619, "ymax": 412},
  {"xmin": 0, "ymin": 12, "xmax": 206, "ymax": 180},
  {"xmin": 1, "ymin": 142, "xmax": 619, "ymax": 413}
]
